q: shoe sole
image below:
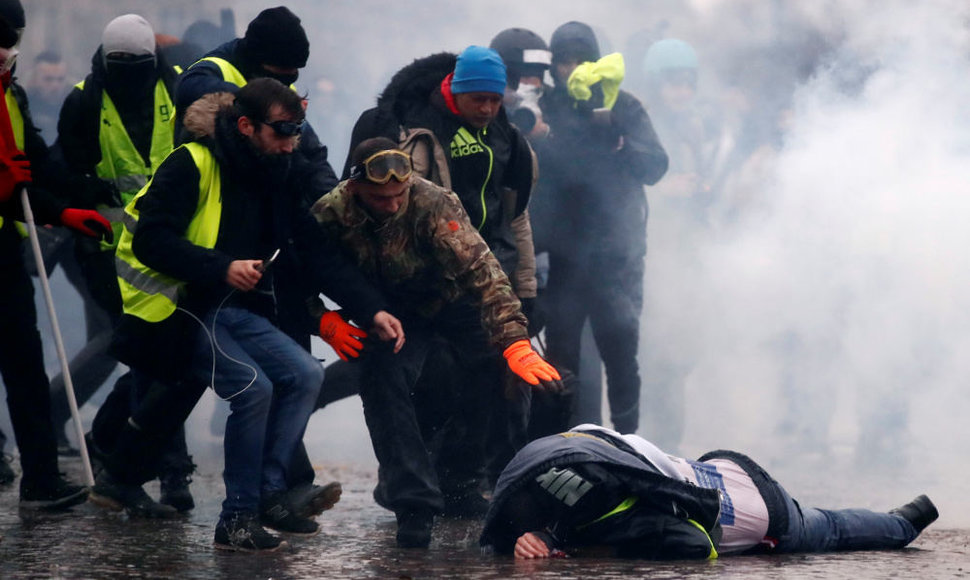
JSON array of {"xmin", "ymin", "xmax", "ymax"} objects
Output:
[
  {"xmin": 213, "ymin": 539, "xmax": 289, "ymax": 553},
  {"xmin": 261, "ymin": 522, "xmax": 321, "ymax": 537},
  {"xmin": 88, "ymin": 490, "xmax": 125, "ymax": 511},
  {"xmin": 20, "ymin": 488, "xmax": 90, "ymax": 511},
  {"xmin": 89, "ymin": 491, "xmax": 178, "ymax": 518},
  {"xmin": 295, "ymin": 482, "xmax": 342, "ymax": 519}
]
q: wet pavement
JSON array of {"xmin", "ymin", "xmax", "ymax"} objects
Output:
[{"xmin": 0, "ymin": 456, "xmax": 967, "ymax": 579}]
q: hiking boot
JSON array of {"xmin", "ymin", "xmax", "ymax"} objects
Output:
[
  {"xmin": 396, "ymin": 509, "xmax": 434, "ymax": 548},
  {"xmin": 260, "ymin": 491, "xmax": 320, "ymax": 535},
  {"xmin": 442, "ymin": 489, "xmax": 490, "ymax": 519},
  {"xmin": 288, "ymin": 481, "xmax": 342, "ymax": 519},
  {"xmin": 214, "ymin": 512, "xmax": 287, "ymax": 552},
  {"xmin": 89, "ymin": 471, "xmax": 178, "ymax": 519},
  {"xmin": 0, "ymin": 454, "xmax": 15, "ymax": 486},
  {"xmin": 159, "ymin": 462, "xmax": 196, "ymax": 512},
  {"xmin": 890, "ymin": 494, "xmax": 939, "ymax": 534},
  {"xmin": 19, "ymin": 474, "xmax": 89, "ymax": 511}
]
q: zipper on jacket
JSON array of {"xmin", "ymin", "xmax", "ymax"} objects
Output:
[{"xmin": 476, "ymin": 126, "xmax": 494, "ymax": 231}]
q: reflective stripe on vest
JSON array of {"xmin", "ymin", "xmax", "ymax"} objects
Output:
[
  {"xmin": 115, "ymin": 142, "xmax": 222, "ymax": 323},
  {"xmin": 200, "ymin": 57, "xmax": 248, "ymax": 87},
  {"xmin": 74, "ymin": 77, "xmax": 176, "ymax": 250},
  {"xmin": 198, "ymin": 57, "xmax": 298, "ymax": 91},
  {"xmin": 0, "ymin": 87, "xmax": 25, "ymax": 231}
]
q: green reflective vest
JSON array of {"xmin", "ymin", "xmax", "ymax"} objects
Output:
[
  {"xmin": 75, "ymin": 78, "xmax": 175, "ymax": 249},
  {"xmin": 115, "ymin": 142, "xmax": 222, "ymax": 323},
  {"xmin": 0, "ymin": 86, "xmax": 25, "ymax": 231}
]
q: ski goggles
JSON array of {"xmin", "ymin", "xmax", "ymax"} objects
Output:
[
  {"xmin": 263, "ymin": 119, "xmax": 305, "ymax": 137},
  {"xmin": 349, "ymin": 150, "xmax": 413, "ymax": 184}
]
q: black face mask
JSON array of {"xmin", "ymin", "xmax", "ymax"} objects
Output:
[
  {"xmin": 104, "ymin": 59, "xmax": 156, "ymax": 103},
  {"xmin": 255, "ymin": 67, "xmax": 299, "ymax": 87}
]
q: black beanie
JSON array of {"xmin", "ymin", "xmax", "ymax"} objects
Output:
[
  {"xmin": 0, "ymin": 0, "xmax": 23, "ymax": 49},
  {"xmin": 550, "ymin": 21, "xmax": 600, "ymax": 64},
  {"xmin": 241, "ymin": 6, "xmax": 309, "ymax": 69}
]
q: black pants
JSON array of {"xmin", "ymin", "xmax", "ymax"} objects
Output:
[
  {"xmin": 360, "ymin": 302, "xmax": 504, "ymax": 515},
  {"xmin": 0, "ymin": 227, "xmax": 60, "ymax": 484},
  {"xmin": 49, "ymin": 243, "xmax": 118, "ymax": 431},
  {"xmin": 544, "ymin": 252, "xmax": 644, "ymax": 434}
]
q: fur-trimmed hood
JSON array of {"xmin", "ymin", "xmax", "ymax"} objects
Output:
[
  {"xmin": 376, "ymin": 52, "xmax": 456, "ymax": 124},
  {"xmin": 181, "ymin": 91, "xmax": 236, "ymax": 140}
]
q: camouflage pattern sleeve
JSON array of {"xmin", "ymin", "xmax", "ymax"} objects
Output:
[{"xmin": 428, "ymin": 189, "xmax": 529, "ymax": 348}]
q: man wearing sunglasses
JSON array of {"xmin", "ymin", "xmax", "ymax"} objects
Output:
[
  {"xmin": 96, "ymin": 79, "xmax": 403, "ymax": 551},
  {"xmin": 313, "ymin": 137, "xmax": 560, "ymax": 548}
]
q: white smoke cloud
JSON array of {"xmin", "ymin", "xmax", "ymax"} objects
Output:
[{"xmin": 643, "ymin": 0, "xmax": 970, "ymax": 523}]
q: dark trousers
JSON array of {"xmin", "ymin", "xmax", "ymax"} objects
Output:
[
  {"xmin": 49, "ymin": 245, "xmax": 118, "ymax": 431},
  {"xmin": 544, "ymin": 252, "xmax": 644, "ymax": 434},
  {"xmin": 360, "ymin": 302, "xmax": 503, "ymax": 515},
  {"xmin": 95, "ymin": 369, "xmax": 208, "ymax": 486},
  {"xmin": 0, "ymin": 228, "xmax": 60, "ymax": 484}
]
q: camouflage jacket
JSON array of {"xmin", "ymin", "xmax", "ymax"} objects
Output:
[{"xmin": 311, "ymin": 177, "xmax": 529, "ymax": 348}]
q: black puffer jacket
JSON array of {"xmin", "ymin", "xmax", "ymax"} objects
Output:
[
  {"xmin": 531, "ymin": 22, "xmax": 668, "ymax": 260},
  {"xmin": 343, "ymin": 53, "xmax": 534, "ymax": 278}
]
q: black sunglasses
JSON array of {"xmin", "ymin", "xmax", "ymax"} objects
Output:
[{"xmin": 262, "ymin": 119, "xmax": 305, "ymax": 137}]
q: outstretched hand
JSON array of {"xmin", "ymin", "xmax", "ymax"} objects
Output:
[{"xmin": 371, "ymin": 311, "xmax": 405, "ymax": 353}]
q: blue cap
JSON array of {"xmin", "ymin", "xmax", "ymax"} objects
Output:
[{"xmin": 451, "ymin": 45, "xmax": 507, "ymax": 95}]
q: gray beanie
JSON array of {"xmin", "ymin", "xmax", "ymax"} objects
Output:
[{"xmin": 102, "ymin": 14, "xmax": 155, "ymax": 57}]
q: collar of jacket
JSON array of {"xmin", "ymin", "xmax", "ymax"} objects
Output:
[{"xmin": 439, "ymin": 72, "xmax": 461, "ymax": 116}]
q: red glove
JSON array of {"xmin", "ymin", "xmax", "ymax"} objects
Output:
[
  {"xmin": 0, "ymin": 153, "xmax": 30, "ymax": 202},
  {"xmin": 319, "ymin": 311, "xmax": 368, "ymax": 361},
  {"xmin": 60, "ymin": 208, "xmax": 113, "ymax": 243},
  {"xmin": 503, "ymin": 339, "xmax": 562, "ymax": 386}
]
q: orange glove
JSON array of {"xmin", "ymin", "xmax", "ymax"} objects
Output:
[
  {"xmin": 319, "ymin": 311, "xmax": 368, "ymax": 361},
  {"xmin": 503, "ymin": 339, "xmax": 562, "ymax": 386},
  {"xmin": 60, "ymin": 208, "xmax": 113, "ymax": 243}
]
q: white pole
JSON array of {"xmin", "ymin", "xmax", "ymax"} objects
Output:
[{"xmin": 19, "ymin": 187, "xmax": 95, "ymax": 486}]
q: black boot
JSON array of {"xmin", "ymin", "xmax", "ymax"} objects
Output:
[
  {"xmin": 159, "ymin": 459, "xmax": 196, "ymax": 512},
  {"xmin": 89, "ymin": 470, "xmax": 177, "ymax": 519},
  {"xmin": 890, "ymin": 494, "xmax": 939, "ymax": 534},
  {"xmin": 396, "ymin": 509, "xmax": 435, "ymax": 548},
  {"xmin": 19, "ymin": 474, "xmax": 88, "ymax": 510}
]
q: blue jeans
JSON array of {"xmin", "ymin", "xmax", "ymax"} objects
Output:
[
  {"xmin": 775, "ymin": 483, "xmax": 918, "ymax": 552},
  {"xmin": 191, "ymin": 307, "xmax": 323, "ymax": 518}
]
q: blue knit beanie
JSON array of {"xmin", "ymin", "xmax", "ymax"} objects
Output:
[{"xmin": 451, "ymin": 45, "xmax": 507, "ymax": 94}]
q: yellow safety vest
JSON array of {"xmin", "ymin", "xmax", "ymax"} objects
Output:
[
  {"xmin": 0, "ymin": 86, "xmax": 25, "ymax": 232},
  {"xmin": 115, "ymin": 142, "xmax": 222, "ymax": 323},
  {"xmin": 74, "ymin": 78, "xmax": 175, "ymax": 249},
  {"xmin": 197, "ymin": 56, "xmax": 298, "ymax": 91}
]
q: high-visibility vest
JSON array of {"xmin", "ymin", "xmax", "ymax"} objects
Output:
[
  {"xmin": 198, "ymin": 56, "xmax": 298, "ymax": 91},
  {"xmin": 74, "ymin": 77, "xmax": 175, "ymax": 249},
  {"xmin": 115, "ymin": 141, "xmax": 222, "ymax": 323},
  {"xmin": 199, "ymin": 57, "xmax": 248, "ymax": 87},
  {"xmin": 0, "ymin": 86, "xmax": 25, "ymax": 231}
]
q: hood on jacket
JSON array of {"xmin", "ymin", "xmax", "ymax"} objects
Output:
[
  {"xmin": 376, "ymin": 52, "xmax": 456, "ymax": 122},
  {"xmin": 550, "ymin": 21, "xmax": 600, "ymax": 64},
  {"xmin": 182, "ymin": 91, "xmax": 235, "ymax": 140}
]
